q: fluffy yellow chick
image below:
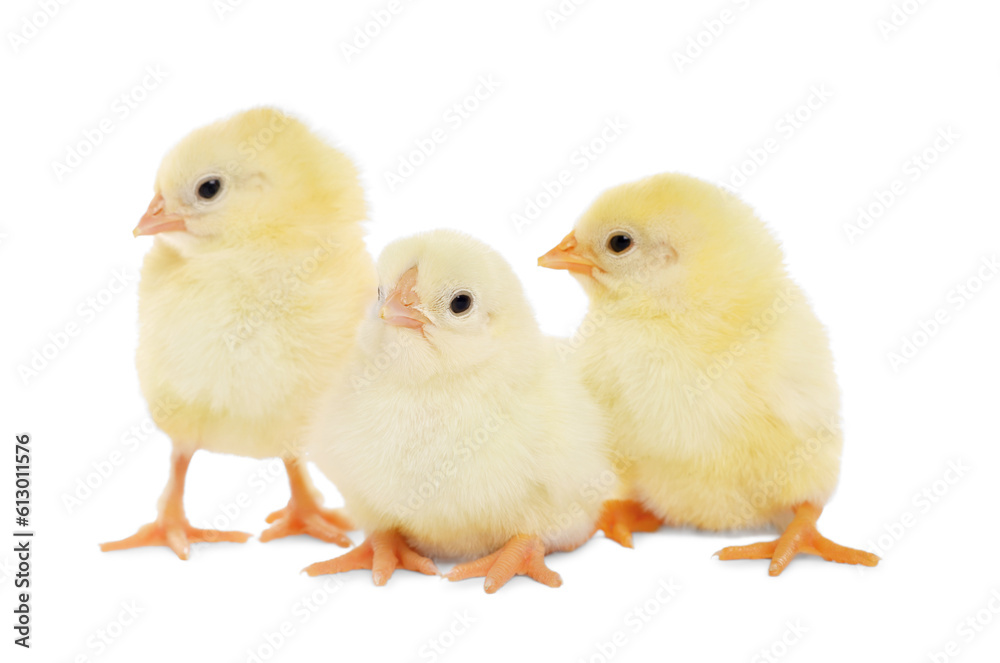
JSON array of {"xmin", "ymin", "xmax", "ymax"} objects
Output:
[
  {"xmin": 304, "ymin": 230, "xmax": 615, "ymax": 592},
  {"xmin": 101, "ymin": 108, "xmax": 375, "ymax": 559},
  {"xmin": 538, "ymin": 173, "xmax": 878, "ymax": 575}
]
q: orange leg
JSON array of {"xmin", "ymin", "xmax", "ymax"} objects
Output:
[
  {"xmin": 715, "ymin": 502, "xmax": 880, "ymax": 576},
  {"xmin": 260, "ymin": 458, "xmax": 353, "ymax": 547},
  {"xmin": 597, "ymin": 499, "xmax": 663, "ymax": 548},
  {"xmin": 303, "ymin": 530, "xmax": 438, "ymax": 586},
  {"xmin": 445, "ymin": 535, "xmax": 562, "ymax": 594},
  {"xmin": 100, "ymin": 448, "xmax": 250, "ymax": 560}
]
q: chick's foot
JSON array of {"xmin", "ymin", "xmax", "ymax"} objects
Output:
[
  {"xmin": 445, "ymin": 535, "xmax": 562, "ymax": 593},
  {"xmin": 99, "ymin": 448, "xmax": 250, "ymax": 560},
  {"xmin": 715, "ymin": 502, "xmax": 880, "ymax": 576},
  {"xmin": 597, "ymin": 499, "xmax": 663, "ymax": 548},
  {"xmin": 261, "ymin": 458, "xmax": 353, "ymax": 547},
  {"xmin": 100, "ymin": 518, "xmax": 251, "ymax": 561},
  {"xmin": 303, "ymin": 530, "xmax": 438, "ymax": 586}
]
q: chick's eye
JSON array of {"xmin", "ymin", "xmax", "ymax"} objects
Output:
[
  {"xmin": 608, "ymin": 233, "xmax": 632, "ymax": 254},
  {"xmin": 450, "ymin": 293, "xmax": 472, "ymax": 315},
  {"xmin": 197, "ymin": 178, "xmax": 221, "ymax": 200}
]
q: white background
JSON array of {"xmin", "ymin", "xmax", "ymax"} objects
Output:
[{"xmin": 2, "ymin": 0, "xmax": 999, "ymax": 661}]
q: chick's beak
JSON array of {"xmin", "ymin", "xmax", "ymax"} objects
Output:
[
  {"xmin": 537, "ymin": 231, "xmax": 598, "ymax": 274},
  {"xmin": 133, "ymin": 193, "xmax": 187, "ymax": 237},
  {"xmin": 380, "ymin": 267, "xmax": 430, "ymax": 329}
]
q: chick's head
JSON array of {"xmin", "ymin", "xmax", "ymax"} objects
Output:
[
  {"xmin": 134, "ymin": 107, "xmax": 364, "ymax": 252},
  {"xmin": 539, "ymin": 173, "xmax": 786, "ymax": 316},
  {"xmin": 364, "ymin": 230, "xmax": 542, "ymax": 382}
]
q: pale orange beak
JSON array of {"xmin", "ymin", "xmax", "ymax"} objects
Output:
[
  {"xmin": 538, "ymin": 231, "xmax": 598, "ymax": 275},
  {"xmin": 133, "ymin": 193, "xmax": 187, "ymax": 237},
  {"xmin": 379, "ymin": 267, "xmax": 430, "ymax": 329}
]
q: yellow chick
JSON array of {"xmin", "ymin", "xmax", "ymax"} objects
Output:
[
  {"xmin": 304, "ymin": 230, "xmax": 615, "ymax": 592},
  {"xmin": 101, "ymin": 108, "xmax": 375, "ymax": 559},
  {"xmin": 538, "ymin": 173, "xmax": 878, "ymax": 575}
]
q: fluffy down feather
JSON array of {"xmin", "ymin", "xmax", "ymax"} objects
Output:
[
  {"xmin": 542, "ymin": 173, "xmax": 842, "ymax": 531},
  {"xmin": 101, "ymin": 108, "xmax": 374, "ymax": 558},
  {"xmin": 309, "ymin": 230, "xmax": 615, "ymax": 559},
  {"xmin": 137, "ymin": 107, "xmax": 375, "ymax": 459}
]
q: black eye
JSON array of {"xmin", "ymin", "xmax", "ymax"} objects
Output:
[
  {"xmin": 450, "ymin": 293, "xmax": 472, "ymax": 315},
  {"xmin": 197, "ymin": 178, "xmax": 221, "ymax": 200},
  {"xmin": 608, "ymin": 233, "xmax": 632, "ymax": 254}
]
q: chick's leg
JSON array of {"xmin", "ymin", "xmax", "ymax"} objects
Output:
[
  {"xmin": 597, "ymin": 499, "xmax": 663, "ymax": 548},
  {"xmin": 260, "ymin": 457, "xmax": 353, "ymax": 546},
  {"xmin": 445, "ymin": 535, "xmax": 562, "ymax": 594},
  {"xmin": 99, "ymin": 448, "xmax": 251, "ymax": 560},
  {"xmin": 303, "ymin": 530, "xmax": 438, "ymax": 586},
  {"xmin": 715, "ymin": 502, "xmax": 880, "ymax": 576}
]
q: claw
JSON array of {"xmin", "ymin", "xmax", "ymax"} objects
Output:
[
  {"xmin": 716, "ymin": 502, "xmax": 880, "ymax": 576},
  {"xmin": 261, "ymin": 458, "xmax": 353, "ymax": 547},
  {"xmin": 99, "ymin": 448, "xmax": 250, "ymax": 560},
  {"xmin": 304, "ymin": 530, "xmax": 438, "ymax": 585},
  {"xmin": 100, "ymin": 520, "xmax": 251, "ymax": 560},
  {"xmin": 445, "ymin": 535, "xmax": 562, "ymax": 593}
]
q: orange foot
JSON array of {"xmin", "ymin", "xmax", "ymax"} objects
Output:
[
  {"xmin": 445, "ymin": 535, "xmax": 562, "ymax": 594},
  {"xmin": 303, "ymin": 530, "xmax": 438, "ymax": 586},
  {"xmin": 260, "ymin": 458, "xmax": 353, "ymax": 547},
  {"xmin": 99, "ymin": 448, "xmax": 250, "ymax": 560},
  {"xmin": 100, "ymin": 518, "xmax": 251, "ymax": 560},
  {"xmin": 597, "ymin": 499, "xmax": 663, "ymax": 548},
  {"xmin": 715, "ymin": 502, "xmax": 880, "ymax": 576}
]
